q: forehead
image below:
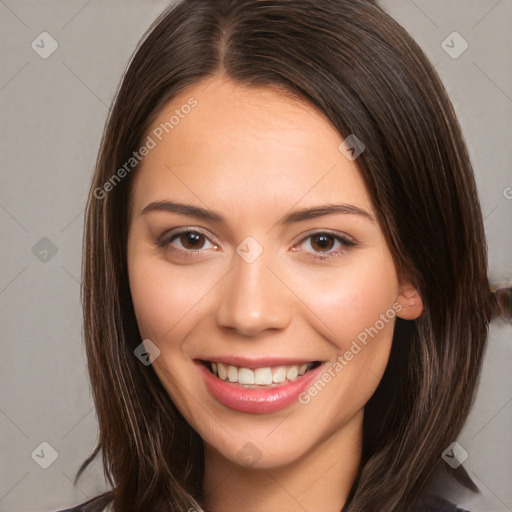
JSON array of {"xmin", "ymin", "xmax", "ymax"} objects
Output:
[{"xmin": 130, "ymin": 76, "xmax": 373, "ymax": 220}]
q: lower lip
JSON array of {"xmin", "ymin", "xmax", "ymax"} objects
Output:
[{"xmin": 196, "ymin": 361, "xmax": 325, "ymax": 414}]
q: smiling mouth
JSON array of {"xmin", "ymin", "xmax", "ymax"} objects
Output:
[{"xmin": 198, "ymin": 360, "xmax": 322, "ymax": 388}]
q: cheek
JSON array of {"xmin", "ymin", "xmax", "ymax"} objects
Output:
[
  {"xmin": 287, "ymin": 252, "xmax": 400, "ymax": 348},
  {"xmin": 128, "ymin": 253, "xmax": 217, "ymax": 341},
  {"xmin": 293, "ymin": 257, "xmax": 399, "ymax": 421},
  {"xmin": 127, "ymin": 252, "xmax": 214, "ymax": 425}
]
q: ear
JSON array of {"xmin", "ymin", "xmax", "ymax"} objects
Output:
[{"xmin": 396, "ymin": 281, "xmax": 423, "ymax": 320}]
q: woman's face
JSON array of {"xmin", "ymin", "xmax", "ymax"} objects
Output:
[{"xmin": 127, "ymin": 76, "xmax": 421, "ymax": 470}]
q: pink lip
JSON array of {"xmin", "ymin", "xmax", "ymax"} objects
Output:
[
  {"xmin": 195, "ymin": 360, "xmax": 325, "ymax": 414},
  {"xmin": 195, "ymin": 355, "xmax": 316, "ymax": 369}
]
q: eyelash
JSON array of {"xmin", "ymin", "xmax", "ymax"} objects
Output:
[{"xmin": 156, "ymin": 228, "xmax": 356, "ymax": 261}]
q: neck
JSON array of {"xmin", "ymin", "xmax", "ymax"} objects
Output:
[{"xmin": 202, "ymin": 411, "xmax": 363, "ymax": 512}]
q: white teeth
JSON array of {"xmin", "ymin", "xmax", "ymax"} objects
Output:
[
  {"xmin": 227, "ymin": 365, "xmax": 238, "ymax": 383},
  {"xmin": 272, "ymin": 366, "xmax": 286, "ymax": 383},
  {"xmin": 286, "ymin": 366, "xmax": 298, "ymax": 380},
  {"xmin": 217, "ymin": 363, "xmax": 227, "ymax": 380},
  {"xmin": 254, "ymin": 367, "xmax": 273, "ymax": 385},
  {"xmin": 209, "ymin": 361, "xmax": 316, "ymax": 385},
  {"xmin": 239, "ymin": 367, "xmax": 255, "ymax": 385}
]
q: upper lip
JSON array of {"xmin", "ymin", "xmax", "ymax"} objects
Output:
[{"xmin": 195, "ymin": 356, "xmax": 322, "ymax": 369}]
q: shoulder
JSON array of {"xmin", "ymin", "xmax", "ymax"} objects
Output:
[{"xmin": 416, "ymin": 494, "xmax": 470, "ymax": 512}]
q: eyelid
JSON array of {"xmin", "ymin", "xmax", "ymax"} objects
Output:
[
  {"xmin": 156, "ymin": 226, "xmax": 220, "ymax": 249},
  {"xmin": 292, "ymin": 228, "xmax": 356, "ymax": 247},
  {"xmin": 290, "ymin": 230, "xmax": 356, "ymax": 261}
]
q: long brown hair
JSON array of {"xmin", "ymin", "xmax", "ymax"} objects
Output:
[{"xmin": 77, "ymin": 1, "xmax": 500, "ymax": 510}]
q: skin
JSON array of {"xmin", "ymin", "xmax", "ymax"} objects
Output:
[{"xmin": 126, "ymin": 74, "xmax": 423, "ymax": 512}]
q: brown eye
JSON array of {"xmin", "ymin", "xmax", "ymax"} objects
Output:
[
  {"xmin": 310, "ymin": 234, "xmax": 335, "ymax": 252},
  {"xmin": 293, "ymin": 231, "xmax": 356, "ymax": 261},
  {"xmin": 156, "ymin": 229, "xmax": 218, "ymax": 257},
  {"xmin": 178, "ymin": 231, "xmax": 207, "ymax": 250}
]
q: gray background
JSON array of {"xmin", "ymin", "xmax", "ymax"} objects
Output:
[{"xmin": 0, "ymin": 1, "xmax": 511, "ymax": 511}]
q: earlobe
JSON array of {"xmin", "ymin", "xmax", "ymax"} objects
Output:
[{"xmin": 396, "ymin": 282, "xmax": 424, "ymax": 320}]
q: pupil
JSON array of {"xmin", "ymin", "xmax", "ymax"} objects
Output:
[
  {"xmin": 313, "ymin": 234, "xmax": 333, "ymax": 251},
  {"xmin": 183, "ymin": 232, "xmax": 203, "ymax": 249}
]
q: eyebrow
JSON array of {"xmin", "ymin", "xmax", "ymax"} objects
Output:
[{"xmin": 139, "ymin": 200, "xmax": 376, "ymax": 224}]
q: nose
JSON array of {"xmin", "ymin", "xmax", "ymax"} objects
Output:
[{"xmin": 216, "ymin": 249, "xmax": 292, "ymax": 337}]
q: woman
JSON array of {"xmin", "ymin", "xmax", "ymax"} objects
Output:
[{"xmin": 55, "ymin": 0, "xmax": 511, "ymax": 511}]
